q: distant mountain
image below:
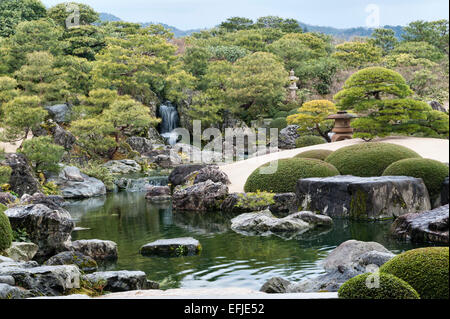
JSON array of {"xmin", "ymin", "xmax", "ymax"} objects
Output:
[{"xmin": 99, "ymin": 12, "xmax": 404, "ymax": 40}]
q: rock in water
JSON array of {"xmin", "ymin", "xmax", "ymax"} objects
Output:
[
  {"xmin": 296, "ymin": 175, "xmax": 431, "ymax": 220},
  {"xmin": 260, "ymin": 277, "xmax": 292, "ymax": 294},
  {"xmin": 168, "ymin": 164, "xmax": 209, "ymax": 187},
  {"xmin": 172, "ymin": 180, "xmax": 228, "ymax": 211},
  {"xmin": 269, "ymin": 193, "xmax": 299, "ymax": 217},
  {"xmin": 145, "ymin": 186, "xmax": 171, "ymax": 202},
  {"xmin": 5, "ymin": 204, "xmax": 74, "ymax": 258},
  {"xmin": 83, "ymin": 271, "xmax": 149, "ymax": 292},
  {"xmin": 44, "ymin": 251, "xmax": 98, "ymax": 273},
  {"xmin": 102, "ymin": 160, "xmax": 142, "ymax": 175},
  {"xmin": 140, "ymin": 237, "xmax": 201, "ymax": 257},
  {"xmin": 390, "ymin": 204, "xmax": 449, "ymax": 244},
  {"xmin": 192, "ymin": 166, "xmax": 231, "ymax": 185},
  {"xmin": 70, "ymin": 239, "xmax": 118, "ymax": 262}
]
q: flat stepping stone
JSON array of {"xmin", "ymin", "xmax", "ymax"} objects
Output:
[{"xmin": 140, "ymin": 237, "xmax": 201, "ymax": 257}]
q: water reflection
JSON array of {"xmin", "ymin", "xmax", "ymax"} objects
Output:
[{"xmin": 66, "ymin": 192, "xmax": 423, "ymax": 290}]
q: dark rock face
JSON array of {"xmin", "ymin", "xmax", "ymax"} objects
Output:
[
  {"xmin": 45, "ymin": 104, "xmax": 71, "ymax": 123},
  {"xmin": 278, "ymin": 125, "xmax": 300, "ymax": 149},
  {"xmin": 145, "ymin": 186, "xmax": 171, "ymax": 202},
  {"xmin": 82, "ymin": 271, "xmax": 150, "ymax": 292},
  {"xmin": 4, "ymin": 153, "xmax": 41, "ymax": 197},
  {"xmin": 51, "ymin": 124, "xmax": 76, "ymax": 151},
  {"xmin": 428, "ymin": 101, "xmax": 448, "ymax": 113},
  {"xmin": 260, "ymin": 277, "xmax": 292, "ymax": 294},
  {"xmin": 390, "ymin": 204, "xmax": 449, "ymax": 244},
  {"xmin": 140, "ymin": 237, "xmax": 201, "ymax": 257},
  {"xmin": 172, "ymin": 180, "xmax": 228, "ymax": 211},
  {"xmin": 269, "ymin": 193, "xmax": 299, "ymax": 217},
  {"xmin": 70, "ymin": 239, "xmax": 118, "ymax": 262},
  {"xmin": 168, "ymin": 164, "xmax": 208, "ymax": 187},
  {"xmin": 126, "ymin": 137, "xmax": 153, "ymax": 155},
  {"xmin": 5, "ymin": 204, "xmax": 75, "ymax": 258},
  {"xmin": 19, "ymin": 192, "xmax": 65, "ymax": 210},
  {"xmin": 441, "ymin": 177, "xmax": 449, "ymax": 206},
  {"xmin": 296, "ymin": 175, "xmax": 431, "ymax": 220},
  {"xmin": 44, "ymin": 251, "xmax": 98, "ymax": 273},
  {"xmin": 0, "ymin": 192, "xmax": 16, "ymax": 206},
  {"xmin": 192, "ymin": 166, "xmax": 231, "ymax": 185}
]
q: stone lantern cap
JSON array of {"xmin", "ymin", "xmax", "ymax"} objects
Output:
[{"xmin": 327, "ymin": 111, "xmax": 358, "ymax": 120}]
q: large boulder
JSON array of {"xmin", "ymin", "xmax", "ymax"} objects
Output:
[
  {"xmin": 168, "ymin": 164, "xmax": 208, "ymax": 187},
  {"xmin": 5, "ymin": 242, "xmax": 39, "ymax": 262},
  {"xmin": 151, "ymin": 154, "xmax": 182, "ymax": 169},
  {"xmin": 44, "ymin": 251, "xmax": 98, "ymax": 273},
  {"xmin": 269, "ymin": 193, "xmax": 299, "ymax": 217},
  {"xmin": 147, "ymin": 127, "xmax": 166, "ymax": 145},
  {"xmin": 140, "ymin": 237, "xmax": 201, "ymax": 257},
  {"xmin": 172, "ymin": 180, "xmax": 228, "ymax": 211},
  {"xmin": 390, "ymin": 204, "xmax": 449, "ymax": 244},
  {"xmin": 83, "ymin": 271, "xmax": 150, "ymax": 292},
  {"xmin": 231, "ymin": 210, "xmax": 332, "ymax": 238},
  {"xmin": 70, "ymin": 239, "xmax": 118, "ymax": 262},
  {"xmin": 260, "ymin": 277, "xmax": 292, "ymax": 294},
  {"xmin": 48, "ymin": 165, "xmax": 106, "ymax": 199},
  {"xmin": 126, "ymin": 137, "xmax": 153, "ymax": 155},
  {"xmin": 102, "ymin": 160, "xmax": 141, "ymax": 175},
  {"xmin": 4, "ymin": 153, "xmax": 41, "ymax": 197},
  {"xmin": 45, "ymin": 104, "xmax": 71, "ymax": 123},
  {"xmin": 51, "ymin": 124, "xmax": 76, "ymax": 151},
  {"xmin": 0, "ymin": 283, "xmax": 30, "ymax": 299},
  {"xmin": 278, "ymin": 125, "xmax": 300, "ymax": 149},
  {"xmin": 5, "ymin": 204, "xmax": 74, "ymax": 258},
  {"xmin": 296, "ymin": 175, "xmax": 431, "ymax": 220},
  {"xmin": 145, "ymin": 186, "xmax": 171, "ymax": 202},
  {"xmin": 191, "ymin": 165, "xmax": 230, "ymax": 185}
]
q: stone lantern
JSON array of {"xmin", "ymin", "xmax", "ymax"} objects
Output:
[
  {"xmin": 288, "ymin": 70, "xmax": 299, "ymax": 101},
  {"xmin": 327, "ymin": 111, "xmax": 357, "ymax": 142}
]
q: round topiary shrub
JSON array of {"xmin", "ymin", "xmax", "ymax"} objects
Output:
[
  {"xmin": 0, "ymin": 204, "xmax": 13, "ymax": 252},
  {"xmin": 338, "ymin": 272, "xmax": 420, "ymax": 299},
  {"xmin": 383, "ymin": 158, "xmax": 449, "ymax": 200},
  {"xmin": 325, "ymin": 142, "xmax": 421, "ymax": 177},
  {"xmin": 244, "ymin": 158, "xmax": 340, "ymax": 193},
  {"xmin": 288, "ymin": 108, "xmax": 300, "ymax": 116},
  {"xmin": 270, "ymin": 117, "xmax": 288, "ymax": 130},
  {"xmin": 295, "ymin": 136, "xmax": 327, "ymax": 148},
  {"xmin": 273, "ymin": 111, "xmax": 288, "ymax": 119},
  {"xmin": 380, "ymin": 247, "xmax": 449, "ymax": 299},
  {"xmin": 295, "ymin": 149, "xmax": 334, "ymax": 161}
]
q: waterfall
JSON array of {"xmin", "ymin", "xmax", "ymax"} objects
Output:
[{"xmin": 159, "ymin": 102, "xmax": 179, "ymax": 145}]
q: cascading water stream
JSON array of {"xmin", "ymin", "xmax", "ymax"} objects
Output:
[{"xmin": 159, "ymin": 102, "xmax": 180, "ymax": 145}]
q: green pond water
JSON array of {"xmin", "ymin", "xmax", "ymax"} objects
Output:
[{"xmin": 66, "ymin": 191, "xmax": 423, "ymax": 290}]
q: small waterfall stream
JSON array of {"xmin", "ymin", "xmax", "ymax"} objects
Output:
[{"xmin": 159, "ymin": 102, "xmax": 179, "ymax": 145}]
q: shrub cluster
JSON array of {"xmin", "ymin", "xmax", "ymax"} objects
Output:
[
  {"xmin": 295, "ymin": 136, "xmax": 327, "ymax": 148},
  {"xmin": 244, "ymin": 158, "xmax": 339, "ymax": 193},
  {"xmin": 269, "ymin": 117, "xmax": 288, "ymax": 131},
  {"xmin": 295, "ymin": 149, "xmax": 334, "ymax": 161},
  {"xmin": 0, "ymin": 204, "xmax": 13, "ymax": 252},
  {"xmin": 325, "ymin": 142, "xmax": 421, "ymax": 177}
]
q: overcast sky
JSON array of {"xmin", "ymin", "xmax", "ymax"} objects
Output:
[{"xmin": 41, "ymin": 0, "xmax": 450, "ymax": 30}]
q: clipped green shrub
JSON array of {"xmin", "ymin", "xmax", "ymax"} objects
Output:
[
  {"xmin": 380, "ymin": 247, "xmax": 449, "ymax": 299},
  {"xmin": 295, "ymin": 149, "xmax": 334, "ymax": 161},
  {"xmin": 338, "ymin": 272, "xmax": 420, "ymax": 299},
  {"xmin": 288, "ymin": 108, "xmax": 300, "ymax": 116},
  {"xmin": 325, "ymin": 143, "xmax": 421, "ymax": 177},
  {"xmin": 244, "ymin": 158, "xmax": 340, "ymax": 193},
  {"xmin": 0, "ymin": 165, "xmax": 12, "ymax": 185},
  {"xmin": 383, "ymin": 158, "xmax": 449, "ymax": 200},
  {"xmin": 295, "ymin": 135, "xmax": 327, "ymax": 148},
  {"xmin": 269, "ymin": 117, "xmax": 288, "ymax": 131},
  {"xmin": 273, "ymin": 111, "xmax": 288, "ymax": 119},
  {"xmin": 0, "ymin": 203, "xmax": 13, "ymax": 252}
]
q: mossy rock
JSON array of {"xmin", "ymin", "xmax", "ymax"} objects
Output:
[
  {"xmin": 325, "ymin": 143, "xmax": 421, "ymax": 177},
  {"xmin": 244, "ymin": 158, "xmax": 340, "ymax": 193},
  {"xmin": 0, "ymin": 166, "xmax": 12, "ymax": 185},
  {"xmin": 383, "ymin": 158, "xmax": 449, "ymax": 200},
  {"xmin": 295, "ymin": 149, "xmax": 334, "ymax": 161},
  {"xmin": 380, "ymin": 247, "xmax": 449, "ymax": 299},
  {"xmin": 338, "ymin": 272, "xmax": 420, "ymax": 299},
  {"xmin": 0, "ymin": 203, "xmax": 13, "ymax": 252},
  {"xmin": 295, "ymin": 136, "xmax": 327, "ymax": 148},
  {"xmin": 269, "ymin": 117, "xmax": 288, "ymax": 130}
]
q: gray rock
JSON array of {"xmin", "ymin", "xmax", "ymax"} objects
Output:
[
  {"xmin": 4, "ymin": 153, "xmax": 41, "ymax": 197},
  {"xmin": 19, "ymin": 192, "xmax": 65, "ymax": 210},
  {"xmin": 45, "ymin": 251, "xmax": 98, "ymax": 273},
  {"xmin": 148, "ymin": 127, "xmax": 166, "ymax": 145},
  {"xmin": 278, "ymin": 125, "xmax": 300, "ymax": 149},
  {"xmin": 172, "ymin": 180, "xmax": 228, "ymax": 211},
  {"xmin": 48, "ymin": 165, "xmax": 106, "ymax": 199},
  {"xmin": 269, "ymin": 193, "xmax": 299, "ymax": 217},
  {"xmin": 5, "ymin": 242, "xmax": 39, "ymax": 262},
  {"xmin": 152, "ymin": 154, "xmax": 182, "ymax": 169},
  {"xmin": 428, "ymin": 101, "xmax": 448, "ymax": 113},
  {"xmin": 70, "ymin": 239, "xmax": 118, "ymax": 262},
  {"xmin": 0, "ymin": 265, "xmax": 80, "ymax": 296},
  {"xmin": 0, "ymin": 275, "xmax": 15, "ymax": 286},
  {"xmin": 5, "ymin": 204, "xmax": 74, "ymax": 258},
  {"xmin": 390, "ymin": 204, "xmax": 449, "ymax": 244},
  {"xmin": 145, "ymin": 186, "xmax": 171, "ymax": 202},
  {"xmin": 140, "ymin": 237, "xmax": 201, "ymax": 257},
  {"xmin": 126, "ymin": 136, "xmax": 154, "ymax": 155},
  {"xmin": 83, "ymin": 271, "xmax": 149, "ymax": 292},
  {"xmin": 103, "ymin": 160, "xmax": 141, "ymax": 175},
  {"xmin": 0, "ymin": 256, "xmax": 15, "ymax": 263},
  {"xmin": 0, "ymin": 192, "xmax": 16, "ymax": 206},
  {"xmin": 355, "ymin": 251, "xmax": 396, "ymax": 271},
  {"xmin": 231, "ymin": 210, "xmax": 332, "ymax": 238},
  {"xmin": 221, "ymin": 193, "xmax": 272, "ymax": 213},
  {"xmin": 168, "ymin": 164, "xmax": 208, "ymax": 187},
  {"xmin": 260, "ymin": 277, "xmax": 292, "ymax": 294},
  {"xmin": 45, "ymin": 104, "xmax": 71, "ymax": 123},
  {"xmin": 192, "ymin": 165, "xmax": 230, "ymax": 185},
  {"xmin": 296, "ymin": 175, "xmax": 431, "ymax": 220},
  {"xmin": 441, "ymin": 177, "xmax": 449, "ymax": 206},
  {"xmin": 51, "ymin": 123, "xmax": 76, "ymax": 150},
  {"xmin": 0, "ymin": 283, "xmax": 30, "ymax": 299}
]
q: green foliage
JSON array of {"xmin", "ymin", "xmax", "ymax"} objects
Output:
[
  {"xmin": 0, "ymin": 166, "xmax": 13, "ymax": 185},
  {"xmin": 47, "ymin": 2, "xmax": 99, "ymax": 28},
  {"xmin": 402, "ymin": 20, "xmax": 449, "ymax": 55},
  {"xmin": 383, "ymin": 158, "xmax": 449, "ymax": 199},
  {"xmin": 42, "ymin": 181, "xmax": 61, "ymax": 196},
  {"xmin": 273, "ymin": 111, "xmax": 288, "ymax": 118},
  {"xmin": 0, "ymin": 0, "xmax": 47, "ymax": 38},
  {"xmin": 62, "ymin": 25, "xmax": 106, "ymax": 61},
  {"xmin": 338, "ymin": 272, "xmax": 420, "ymax": 299},
  {"xmin": 0, "ymin": 204, "xmax": 13, "ymax": 252},
  {"xmin": 294, "ymin": 149, "xmax": 334, "ymax": 161},
  {"xmin": 333, "ymin": 42, "xmax": 383, "ymax": 68},
  {"xmin": 269, "ymin": 118, "xmax": 288, "ymax": 131},
  {"xmin": 244, "ymin": 158, "xmax": 339, "ymax": 193},
  {"xmin": 19, "ymin": 136, "xmax": 65, "ymax": 173},
  {"xmin": 325, "ymin": 142, "xmax": 421, "ymax": 177},
  {"xmin": 80, "ymin": 162, "xmax": 115, "ymax": 192},
  {"xmin": 370, "ymin": 28, "xmax": 399, "ymax": 54},
  {"xmin": 235, "ymin": 191, "xmax": 276, "ymax": 210},
  {"xmin": 392, "ymin": 41, "xmax": 444, "ymax": 62},
  {"xmin": 380, "ymin": 247, "xmax": 449, "ymax": 299},
  {"xmin": 295, "ymin": 136, "xmax": 327, "ymax": 148},
  {"xmin": 12, "ymin": 228, "xmax": 31, "ymax": 243},
  {"xmin": 219, "ymin": 17, "xmax": 254, "ymax": 32}
]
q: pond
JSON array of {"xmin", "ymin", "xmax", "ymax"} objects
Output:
[{"xmin": 66, "ymin": 191, "xmax": 423, "ymax": 290}]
